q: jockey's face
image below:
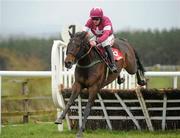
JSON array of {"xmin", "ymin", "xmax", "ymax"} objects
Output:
[{"xmin": 92, "ymin": 17, "xmax": 101, "ymax": 26}]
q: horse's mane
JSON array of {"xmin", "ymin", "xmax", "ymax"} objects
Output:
[
  {"xmin": 74, "ymin": 31, "xmax": 87, "ymax": 40},
  {"xmin": 74, "ymin": 32, "xmax": 83, "ymax": 36}
]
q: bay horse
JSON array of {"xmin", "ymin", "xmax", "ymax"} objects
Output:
[{"xmin": 55, "ymin": 31, "xmax": 146, "ymax": 138}]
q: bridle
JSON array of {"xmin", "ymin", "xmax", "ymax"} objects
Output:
[
  {"xmin": 67, "ymin": 37, "xmax": 94, "ymax": 62},
  {"xmin": 66, "ymin": 32, "xmax": 103, "ymax": 69}
]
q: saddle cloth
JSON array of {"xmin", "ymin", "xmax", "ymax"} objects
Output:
[
  {"xmin": 97, "ymin": 46, "xmax": 124, "ymax": 61},
  {"xmin": 111, "ymin": 48, "xmax": 123, "ymax": 61}
]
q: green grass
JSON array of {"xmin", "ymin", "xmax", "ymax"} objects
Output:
[
  {"xmin": 147, "ymin": 77, "xmax": 180, "ymax": 89},
  {"xmin": 1, "ymin": 123, "xmax": 180, "ymax": 138}
]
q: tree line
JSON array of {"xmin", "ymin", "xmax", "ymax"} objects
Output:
[
  {"xmin": 0, "ymin": 28, "xmax": 179, "ymax": 71},
  {"xmin": 0, "ymin": 37, "xmax": 53, "ymax": 70},
  {"xmin": 116, "ymin": 28, "xmax": 180, "ymax": 66}
]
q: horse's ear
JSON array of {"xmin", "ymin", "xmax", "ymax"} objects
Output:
[{"xmin": 68, "ymin": 31, "xmax": 74, "ymax": 38}]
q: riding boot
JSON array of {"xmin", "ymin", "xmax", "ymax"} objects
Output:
[{"xmin": 105, "ymin": 45, "xmax": 118, "ymax": 73}]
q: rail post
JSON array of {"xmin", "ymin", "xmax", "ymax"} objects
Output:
[{"xmin": 22, "ymin": 81, "xmax": 29, "ymax": 123}]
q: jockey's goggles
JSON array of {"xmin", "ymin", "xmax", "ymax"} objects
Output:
[{"xmin": 92, "ymin": 17, "xmax": 101, "ymax": 21}]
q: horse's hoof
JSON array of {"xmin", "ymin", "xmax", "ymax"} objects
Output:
[
  {"xmin": 54, "ymin": 118, "xmax": 63, "ymax": 124},
  {"xmin": 118, "ymin": 78, "xmax": 125, "ymax": 85},
  {"xmin": 76, "ymin": 131, "xmax": 83, "ymax": 138}
]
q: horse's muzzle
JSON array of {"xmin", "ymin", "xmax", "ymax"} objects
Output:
[
  {"xmin": 65, "ymin": 54, "xmax": 76, "ymax": 69},
  {"xmin": 65, "ymin": 61, "xmax": 73, "ymax": 69}
]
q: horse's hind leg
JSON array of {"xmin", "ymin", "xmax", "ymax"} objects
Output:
[
  {"xmin": 133, "ymin": 49, "xmax": 146, "ymax": 86},
  {"xmin": 125, "ymin": 59, "xmax": 146, "ymax": 86},
  {"xmin": 136, "ymin": 69, "xmax": 146, "ymax": 86},
  {"xmin": 77, "ymin": 86, "xmax": 97, "ymax": 138},
  {"xmin": 124, "ymin": 58, "xmax": 137, "ymax": 75},
  {"xmin": 55, "ymin": 82, "xmax": 81, "ymax": 124}
]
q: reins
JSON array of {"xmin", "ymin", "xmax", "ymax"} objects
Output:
[
  {"xmin": 77, "ymin": 44, "xmax": 94, "ymax": 61},
  {"xmin": 77, "ymin": 44, "xmax": 104, "ymax": 68}
]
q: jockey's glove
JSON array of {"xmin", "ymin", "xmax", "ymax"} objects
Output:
[{"xmin": 89, "ymin": 40, "xmax": 97, "ymax": 47}]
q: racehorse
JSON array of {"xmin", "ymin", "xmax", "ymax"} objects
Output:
[{"xmin": 55, "ymin": 31, "xmax": 146, "ymax": 138}]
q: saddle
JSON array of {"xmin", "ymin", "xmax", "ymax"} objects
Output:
[{"xmin": 95, "ymin": 45, "xmax": 124, "ymax": 66}]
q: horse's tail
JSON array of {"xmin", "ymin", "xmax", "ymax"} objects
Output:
[{"xmin": 133, "ymin": 48, "xmax": 145, "ymax": 74}]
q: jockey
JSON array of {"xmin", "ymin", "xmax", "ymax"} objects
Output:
[{"xmin": 83, "ymin": 7, "xmax": 118, "ymax": 73}]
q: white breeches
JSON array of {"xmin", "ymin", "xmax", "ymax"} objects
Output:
[{"xmin": 90, "ymin": 34, "xmax": 115, "ymax": 47}]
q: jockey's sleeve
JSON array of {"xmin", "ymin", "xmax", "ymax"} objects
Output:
[
  {"xmin": 97, "ymin": 25, "xmax": 111, "ymax": 43},
  {"xmin": 82, "ymin": 26, "xmax": 95, "ymax": 41},
  {"xmin": 83, "ymin": 18, "xmax": 92, "ymax": 32}
]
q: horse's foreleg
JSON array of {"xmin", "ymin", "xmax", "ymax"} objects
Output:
[
  {"xmin": 117, "ymin": 75, "xmax": 125, "ymax": 85},
  {"xmin": 76, "ymin": 86, "xmax": 97, "ymax": 138},
  {"xmin": 55, "ymin": 82, "xmax": 81, "ymax": 124}
]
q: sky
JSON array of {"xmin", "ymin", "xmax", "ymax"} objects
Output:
[{"xmin": 0, "ymin": 0, "xmax": 180, "ymax": 37}]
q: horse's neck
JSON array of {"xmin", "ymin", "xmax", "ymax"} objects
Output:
[
  {"xmin": 78, "ymin": 55, "xmax": 92, "ymax": 66},
  {"xmin": 77, "ymin": 48, "xmax": 99, "ymax": 66}
]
